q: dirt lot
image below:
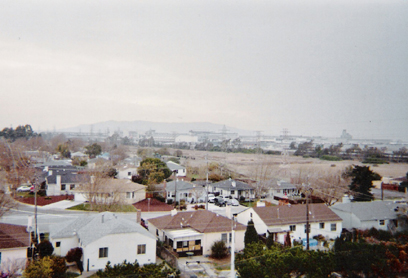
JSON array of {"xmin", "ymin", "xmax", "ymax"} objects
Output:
[{"xmin": 177, "ymin": 149, "xmax": 408, "ymax": 181}]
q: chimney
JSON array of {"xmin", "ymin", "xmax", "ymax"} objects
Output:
[
  {"xmin": 171, "ymin": 209, "xmax": 177, "ymax": 216},
  {"xmin": 232, "ymin": 181, "xmax": 236, "ymax": 187},
  {"xmin": 342, "ymin": 194, "xmax": 351, "ymax": 203},
  {"xmin": 48, "ymin": 170, "xmax": 53, "ymax": 176},
  {"xmin": 136, "ymin": 209, "xmax": 141, "ymax": 224}
]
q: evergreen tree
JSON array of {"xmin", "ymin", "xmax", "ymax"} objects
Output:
[
  {"xmin": 347, "ymin": 165, "xmax": 381, "ymax": 201},
  {"xmin": 244, "ymin": 220, "xmax": 259, "ymax": 247}
]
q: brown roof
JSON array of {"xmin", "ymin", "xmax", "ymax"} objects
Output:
[
  {"xmin": 253, "ymin": 204, "xmax": 342, "ymax": 226},
  {"xmin": 133, "ymin": 198, "xmax": 174, "ymax": 212},
  {"xmin": 0, "ymin": 223, "xmax": 30, "ymax": 249},
  {"xmin": 149, "ymin": 210, "xmax": 246, "ymax": 233}
]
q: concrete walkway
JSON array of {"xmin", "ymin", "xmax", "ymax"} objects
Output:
[
  {"xmin": 41, "ymin": 200, "xmax": 85, "ymax": 210},
  {"xmin": 76, "ymin": 270, "xmax": 97, "ymax": 278}
]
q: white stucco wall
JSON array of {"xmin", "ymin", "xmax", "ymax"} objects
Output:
[
  {"xmin": 82, "ymin": 233, "xmax": 156, "ymax": 271},
  {"xmin": 236, "ymin": 208, "xmax": 268, "ymax": 235},
  {"xmin": 50, "ymin": 236, "xmax": 79, "ymax": 257},
  {"xmin": 0, "ymin": 248, "xmax": 27, "ymax": 270},
  {"xmin": 202, "ymin": 230, "xmax": 245, "ymax": 256}
]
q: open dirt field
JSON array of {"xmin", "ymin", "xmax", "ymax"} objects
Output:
[{"xmin": 177, "ymin": 149, "xmax": 408, "ymax": 181}]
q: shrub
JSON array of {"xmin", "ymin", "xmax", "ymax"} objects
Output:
[
  {"xmin": 37, "ymin": 240, "xmax": 54, "ymax": 258},
  {"xmin": 211, "ymin": 241, "xmax": 228, "ymax": 259},
  {"xmin": 24, "ymin": 256, "xmax": 67, "ymax": 278}
]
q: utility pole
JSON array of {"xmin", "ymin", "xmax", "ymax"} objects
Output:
[
  {"xmin": 206, "ymin": 154, "xmax": 209, "ymax": 210},
  {"xmin": 230, "ymin": 215, "xmax": 235, "ymax": 278},
  {"xmin": 173, "ymin": 170, "xmax": 178, "ymax": 210},
  {"xmin": 305, "ymin": 187, "xmax": 313, "ymax": 250}
]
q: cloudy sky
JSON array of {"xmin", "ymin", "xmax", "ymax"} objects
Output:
[{"xmin": 1, "ymin": 0, "xmax": 407, "ymax": 139}]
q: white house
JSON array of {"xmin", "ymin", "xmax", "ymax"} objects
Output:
[
  {"xmin": 45, "ymin": 168, "xmax": 89, "ymax": 196},
  {"xmin": 268, "ymin": 180, "xmax": 300, "ymax": 204},
  {"xmin": 148, "ymin": 210, "xmax": 246, "ymax": 257},
  {"xmin": 164, "ymin": 180, "xmax": 206, "ymax": 203},
  {"xmin": 236, "ymin": 203, "xmax": 342, "ymax": 246},
  {"xmin": 0, "ymin": 223, "xmax": 30, "ymax": 273},
  {"xmin": 166, "ymin": 161, "xmax": 187, "ymax": 177},
  {"xmin": 330, "ymin": 200, "xmax": 407, "ymax": 232},
  {"xmin": 209, "ymin": 179, "xmax": 255, "ymax": 200},
  {"xmin": 50, "ymin": 212, "xmax": 156, "ymax": 272},
  {"xmin": 116, "ymin": 165, "xmax": 138, "ymax": 180}
]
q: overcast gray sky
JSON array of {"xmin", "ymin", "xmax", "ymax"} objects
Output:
[{"xmin": 1, "ymin": 0, "xmax": 407, "ymax": 139}]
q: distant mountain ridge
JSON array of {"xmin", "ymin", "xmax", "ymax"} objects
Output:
[{"xmin": 59, "ymin": 121, "xmax": 255, "ymax": 136}]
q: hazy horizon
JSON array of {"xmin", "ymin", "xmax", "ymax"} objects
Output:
[{"xmin": 1, "ymin": 1, "xmax": 407, "ymax": 140}]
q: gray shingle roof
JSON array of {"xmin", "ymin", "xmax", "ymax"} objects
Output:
[
  {"xmin": 331, "ymin": 201, "xmax": 402, "ymax": 221},
  {"xmin": 50, "ymin": 212, "xmax": 155, "ymax": 246},
  {"xmin": 166, "ymin": 161, "xmax": 185, "ymax": 171},
  {"xmin": 211, "ymin": 179, "xmax": 254, "ymax": 190},
  {"xmin": 165, "ymin": 180, "xmax": 199, "ymax": 191}
]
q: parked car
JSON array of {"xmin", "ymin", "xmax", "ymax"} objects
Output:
[
  {"xmin": 227, "ymin": 199, "xmax": 239, "ymax": 206},
  {"xmin": 16, "ymin": 185, "xmax": 32, "ymax": 192},
  {"xmin": 215, "ymin": 196, "xmax": 226, "ymax": 207},
  {"xmin": 208, "ymin": 194, "xmax": 216, "ymax": 203}
]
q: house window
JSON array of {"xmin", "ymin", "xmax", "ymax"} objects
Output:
[
  {"xmin": 177, "ymin": 242, "xmax": 182, "ymax": 248},
  {"xmin": 128, "ymin": 172, "xmax": 132, "ymax": 176},
  {"xmin": 0, "ymin": 252, "xmax": 2, "ymax": 265},
  {"xmin": 99, "ymin": 247, "xmax": 108, "ymax": 258},
  {"xmin": 56, "ymin": 242, "xmax": 61, "ymax": 248},
  {"xmin": 221, "ymin": 233, "xmax": 228, "ymax": 243},
  {"xmin": 379, "ymin": 220, "xmax": 385, "ymax": 226},
  {"xmin": 137, "ymin": 244, "xmax": 146, "ymax": 254},
  {"xmin": 250, "ymin": 213, "xmax": 253, "ymax": 218},
  {"xmin": 195, "ymin": 239, "xmax": 201, "ymax": 245},
  {"xmin": 70, "ymin": 184, "xmax": 75, "ymax": 190},
  {"xmin": 229, "ymin": 233, "xmax": 232, "ymax": 243},
  {"xmin": 319, "ymin": 223, "xmax": 325, "ymax": 229},
  {"xmin": 126, "ymin": 192, "xmax": 134, "ymax": 198},
  {"xmin": 61, "ymin": 184, "xmax": 66, "ymax": 190},
  {"xmin": 183, "ymin": 241, "xmax": 188, "ymax": 248},
  {"xmin": 304, "ymin": 224, "xmax": 310, "ymax": 233},
  {"xmin": 331, "ymin": 224, "xmax": 337, "ymax": 231},
  {"xmin": 156, "ymin": 229, "xmax": 159, "ymax": 236},
  {"xmin": 289, "ymin": 225, "xmax": 296, "ymax": 232},
  {"xmin": 231, "ymin": 190, "xmax": 235, "ymax": 195}
]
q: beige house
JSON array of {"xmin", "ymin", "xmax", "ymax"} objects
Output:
[
  {"xmin": 148, "ymin": 210, "xmax": 246, "ymax": 257},
  {"xmin": 74, "ymin": 178, "xmax": 146, "ymax": 205}
]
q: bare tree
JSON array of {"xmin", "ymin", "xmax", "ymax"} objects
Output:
[
  {"xmin": 0, "ymin": 258, "xmax": 26, "ymax": 278},
  {"xmin": 0, "ymin": 139, "xmax": 35, "ymax": 195},
  {"xmin": 250, "ymin": 158, "xmax": 275, "ymax": 198},
  {"xmin": 291, "ymin": 167, "xmax": 350, "ymax": 206},
  {"xmin": 0, "ymin": 185, "xmax": 16, "ymax": 219},
  {"xmin": 76, "ymin": 169, "xmax": 127, "ymax": 211}
]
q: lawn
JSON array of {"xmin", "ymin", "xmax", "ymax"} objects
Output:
[{"xmin": 67, "ymin": 203, "xmax": 137, "ymax": 212}]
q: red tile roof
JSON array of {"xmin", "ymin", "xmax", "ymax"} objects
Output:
[
  {"xmin": 0, "ymin": 223, "xmax": 30, "ymax": 249},
  {"xmin": 133, "ymin": 198, "xmax": 174, "ymax": 212},
  {"xmin": 149, "ymin": 210, "xmax": 246, "ymax": 233}
]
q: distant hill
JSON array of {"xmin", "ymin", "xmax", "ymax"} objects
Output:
[{"xmin": 59, "ymin": 120, "xmax": 255, "ymax": 136}]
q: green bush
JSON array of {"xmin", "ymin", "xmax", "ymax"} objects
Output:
[
  {"xmin": 320, "ymin": 155, "xmax": 342, "ymax": 161},
  {"xmin": 211, "ymin": 241, "xmax": 228, "ymax": 259}
]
